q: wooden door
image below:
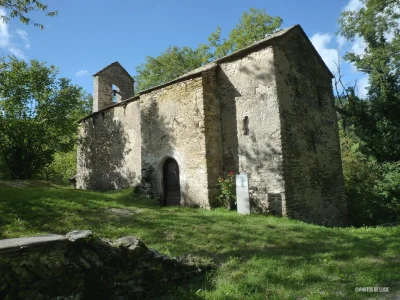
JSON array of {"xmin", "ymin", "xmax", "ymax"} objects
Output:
[{"xmin": 163, "ymin": 158, "xmax": 181, "ymax": 206}]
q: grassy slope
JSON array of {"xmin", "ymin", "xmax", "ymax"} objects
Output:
[{"xmin": 0, "ymin": 182, "xmax": 399, "ymax": 299}]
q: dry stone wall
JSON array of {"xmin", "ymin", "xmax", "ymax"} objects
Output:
[
  {"xmin": 0, "ymin": 231, "xmax": 207, "ymax": 299},
  {"xmin": 274, "ymin": 28, "xmax": 347, "ymax": 226}
]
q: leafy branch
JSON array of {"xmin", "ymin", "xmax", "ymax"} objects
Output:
[{"xmin": 0, "ymin": 0, "xmax": 57, "ymax": 29}]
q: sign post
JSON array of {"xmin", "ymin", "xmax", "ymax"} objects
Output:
[{"xmin": 235, "ymin": 174, "xmax": 250, "ymax": 215}]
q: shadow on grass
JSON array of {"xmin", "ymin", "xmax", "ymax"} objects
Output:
[
  {"xmin": 130, "ymin": 211, "xmax": 400, "ymax": 297},
  {"xmin": 0, "ymin": 184, "xmax": 399, "ymax": 298},
  {"xmin": 0, "ymin": 185, "xmax": 157, "ymax": 239}
]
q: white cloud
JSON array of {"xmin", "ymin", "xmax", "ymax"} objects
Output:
[
  {"xmin": 341, "ymin": 0, "xmax": 367, "ymax": 60},
  {"xmin": 346, "ymin": 36, "xmax": 366, "ymax": 72},
  {"xmin": 356, "ymin": 75, "xmax": 369, "ymax": 98},
  {"xmin": 385, "ymin": 31, "xmax": 395, "ymax": 42},
  {"xmin": 8, "ymin": 46, "xmax": 26, "ymax": 59},
  {"xmin": 16, "ymin": 29, "xmax": 30, "ymax": 49},
  {"xmin": 351, "ymin": 36, "xmax": 366, "ymax": 56},
  {"xmin": 0, "ymin": 8, "xmax": 27, "ymax": 59},
  {"xmin": 310, "ymin": 23, "xmax": 369, "ymax": 99},
  {"xmin": 342, "ymin": 0, "xmax": 399, "ymax": 45},
  {"xmin": 336, "ymin": 35, "xmax": 347, "ymax": 49},
  {"xmin": 310, "ymin": 33, "xmax": 339, "ymax": 72},
  {"xmin": 0, "ymin": 8, "xmax": 10, "ymax": 48},
  {"xmin": 384, "ymin": 7, "xmax": 400, "ymax": 42},
  {"xmin": 343, "ymin": 0, "xmax": 364, "ymax": 12},
  {"xmin": 76, "ymin": 70, "xmax": 89, "ymax": 77}
]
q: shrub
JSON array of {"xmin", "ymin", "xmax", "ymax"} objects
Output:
[
  {"xmin": 0, "ymin": 154, "xmax": 10, "ymax": 179},
  {"xmin": 214, "ymin": 172, "xmax": 236, "ymax": 209},
  {"xmin": 37, "ymin": 149, "xmax": 77, "ymax": 185},
  {"xmin": 340, "ymin": 129, "xmax": 400, "ymax": 226}
]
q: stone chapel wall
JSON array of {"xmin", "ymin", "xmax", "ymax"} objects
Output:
[
  {"xmin": 202, "ymin": 68, "xmax": 223, "ymax": 204},
  {"xmin": 274, "ymin": 28, "xmax": 347, "ymax": 226},
  {"xmin": 217, "ymin": 47, "xmax": 286, "ymax": 214},
  {"xmin": 76, "ymin": 102, "xmax": 141, "ymax": 190},
  {"xmin": 76, "ymin": 25, "xmax": 347, "ymax": 224},
  {"xmin": 139, "ymin": 77, "xmax": 210, "ymax": 207}
]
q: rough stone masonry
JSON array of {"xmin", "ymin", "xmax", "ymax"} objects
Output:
[
  {"xmin": 0, "ymin": 230, "xmax": 209, "ymax": 299},
  {"xmin": 76, "ymin": 24, "xmax": 347, "ymax": 226}
]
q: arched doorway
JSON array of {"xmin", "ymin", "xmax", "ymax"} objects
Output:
[{"xmin": 163, "ymin": 158, "xmax": 181, "ymax": 206}]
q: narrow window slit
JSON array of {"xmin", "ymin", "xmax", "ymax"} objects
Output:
[{"xmin": 243, "ymin": 116, "xmax": 249, "ymax": 135}]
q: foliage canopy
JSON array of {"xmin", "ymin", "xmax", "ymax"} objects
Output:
[
  {"xmin": 135, "ymin": 8, "xmax": 282, "ymax": 92},
  {"xmin": 135, "ymin": 45, "xmax": 212, "ymax": 92},
  {"xmin": 337, "ymin": 0, "xmax": 400, "ymax": 225},
  {"xmin": 338, "ymin": 0, "xmax": 400, "ymax": 162},
  {"xmin": 208, "ymin": 8, "xmax": 282, "ymax": 59},
  {"xmin": 0, "ymin": 0, "xmax": 57, "ymax": 29},
  {"xmin": 0, "ymin": 56, "xmax": 90, "ymax": 179}
]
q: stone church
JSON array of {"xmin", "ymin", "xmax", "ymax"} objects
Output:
[{"xmin": 76, "ymin": 25, "xmax": 347, "ymax": 226}]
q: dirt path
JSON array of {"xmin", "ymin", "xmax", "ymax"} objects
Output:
[{"xmin": 0, "ymin": 180, "xmax": 28, "ymax": 188}]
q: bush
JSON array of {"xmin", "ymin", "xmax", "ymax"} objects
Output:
[
  {"xmin": 37, "ymin": 149, "xmax": 77, "ymax": 185},
  {"xmin": 0, "ymin": 154, "xmax": 10, "ymax": 180},
  {"xmin": 340, "ymin": 129, "xmax": 400, "ymax": 226},
  {"xmin": 214, "ymin": 172, "xmax": 236, "ymax": 209}
]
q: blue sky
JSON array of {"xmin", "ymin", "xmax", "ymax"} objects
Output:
[{"xmin": 0, "ymin": 0, "xmax": 368, "ymax": 97}]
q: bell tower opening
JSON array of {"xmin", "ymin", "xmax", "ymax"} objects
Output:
[
  {"xmin": 92, "ymin": 62, "xmax": 134, "ymax": 112},
  {"xmin": 112, "ymin": 84, "xmax": 120, "ymax": 103}
]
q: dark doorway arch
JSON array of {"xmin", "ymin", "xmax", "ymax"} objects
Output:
[{"xmin": 163, "ymin": 158, "xmax": 181, "ymax": 206}]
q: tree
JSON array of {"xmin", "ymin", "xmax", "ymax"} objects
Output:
[
  {"xmin": 336, "ymin": 0, "xmax": 400, "ymax": 226},
  {"xmin": 0, "ymin": 0, "xmax": 57, "ymax": 29},
  {"xmin": 208, "ymin": 8, "xmax": 282, "ymax": 59},
  {"xmin": 340, "ymin": 127, "xmax": 400, "ymax": 226},
  {"xmin": 135, "ymin": 45, "xmax": 211, "ymax": 92},
  {"xmin": 338, "ymin": 0, "xmax": 400, "ymax": 162},
  {"xmin": 135, "ymin": 8, "xmax": 283, "ymax": 91},
  {"xmin": 0, "ymin": 56, "xmax": 90, "ymax": 179}
]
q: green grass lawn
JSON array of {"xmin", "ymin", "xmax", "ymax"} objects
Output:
[{"xmin": 0, "ymin": 181, "xmax": 399, "ymax": 299}]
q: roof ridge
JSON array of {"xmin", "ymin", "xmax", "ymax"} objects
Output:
[
  {"xmin": 79, "ymin": 24, "xmax": 333, "ymax": 123},
  {"xmin": 92, "ymin": 61, "xmax": 133, "ymax": 80}
]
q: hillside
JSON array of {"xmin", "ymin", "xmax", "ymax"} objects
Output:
[{"xmin": 0, "ymin": 181, "xmax": 399, "ymax": 299}]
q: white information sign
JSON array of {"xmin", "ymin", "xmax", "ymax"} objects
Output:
[{"xmin": 235, "ymin": 174, "xmax": 250, "ymax": 215}]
